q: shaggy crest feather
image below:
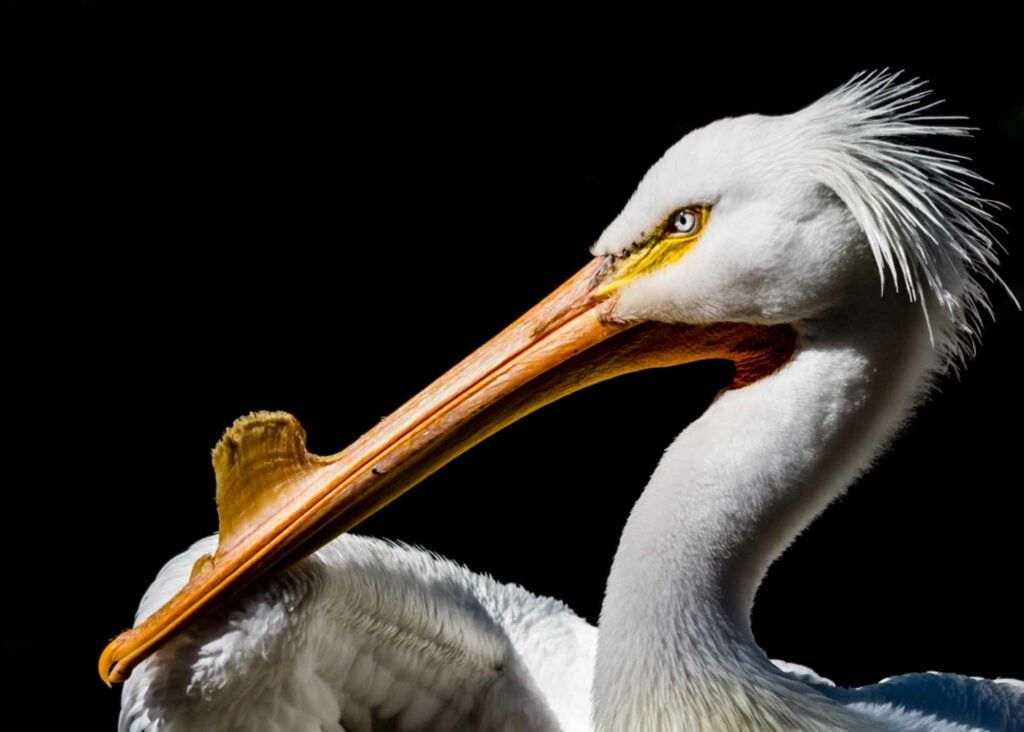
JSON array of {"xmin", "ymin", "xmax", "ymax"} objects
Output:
[{"xmin": 793, "ymin": 70, "xmax": 1010, "ymax": 366}]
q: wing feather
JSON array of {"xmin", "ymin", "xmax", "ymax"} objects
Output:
[
  {"xmin": 773, "ymin": 660, "xmax": 1024, "ymax": 731},
  {"xmin": 119, "ymin": 535, "xmax": 595, "ymax": 732}
]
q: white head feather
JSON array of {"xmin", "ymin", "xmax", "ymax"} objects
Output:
[{"xmin": 594, "ymin": 71, "xmax": 1009, "ymax": 370}]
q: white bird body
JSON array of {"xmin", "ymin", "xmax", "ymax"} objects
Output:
[
  {"xmin": 121, "ymin": 535, "xmax": 597, "ymax": 731},
  {"xmin": 110, "ymin": 73, "xmax": 1022, "ymax": 731}
]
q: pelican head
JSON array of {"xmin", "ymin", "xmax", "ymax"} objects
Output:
[{"xmin": 596, "ymin": 74, "xmax": 999, "ymax": 361}]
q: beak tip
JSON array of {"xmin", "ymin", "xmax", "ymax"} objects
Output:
[{"xmin": 99, "ymin": 640, "xmax": 125, "ymax": 686}]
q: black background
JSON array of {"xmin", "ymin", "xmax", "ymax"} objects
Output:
[{"xmin": 5, "ymin": 7, "xmax": 1022, "ymax": 726}]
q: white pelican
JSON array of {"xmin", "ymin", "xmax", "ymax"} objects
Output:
[{"xmin": 101, "ymin": 72, "xmax": 1022, "ymax": 731}]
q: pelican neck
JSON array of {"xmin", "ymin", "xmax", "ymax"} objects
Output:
[{"xmin": 593, "ymin": 295, "xmax": 937, "ymax": 731}]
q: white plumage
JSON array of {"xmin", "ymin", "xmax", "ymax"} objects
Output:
[
  {"xmin": 122, "ymin": 535, "xmax": 596, "ymax": 731},
  {"xmin": 112, "ymin": 72, "xmax": 1022, "ymax": 731}
]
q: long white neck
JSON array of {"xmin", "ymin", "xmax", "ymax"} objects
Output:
[{"xmin": 593, "ymin": 293, "xmax": 939, "ymax": 731}]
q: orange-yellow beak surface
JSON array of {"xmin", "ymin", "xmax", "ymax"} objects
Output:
[{"xmin": 99, "ymin": 256, "xmax": 794, "ymax": 684}]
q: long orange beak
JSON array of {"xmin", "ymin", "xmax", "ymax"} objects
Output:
[{"xmin": 99, "ymin": 256, "xmax": 794, "ymax": 684}]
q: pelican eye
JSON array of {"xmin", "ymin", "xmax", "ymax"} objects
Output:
[{"xmin": 667, "ymin": 208, "xmax": 701, "ymax": 236}]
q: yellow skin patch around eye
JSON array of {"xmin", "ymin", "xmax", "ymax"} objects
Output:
[{"xmin": 595, "ymin": 206, "xmax": 709, "ymax": 298}]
